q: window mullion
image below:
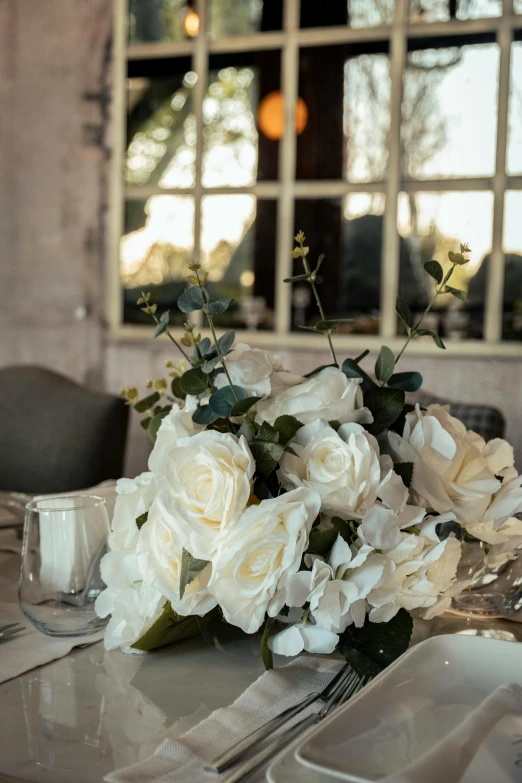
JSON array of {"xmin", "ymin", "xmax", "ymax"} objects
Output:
[
  {"xmin": 380, "ymin": 0, "xmax": 407, "ymax": 341},
  {"xmin": 192, "ymin": 0, "xmax": 208, "ymax": 329},
  {"xmin": 275, "ymin": 0, "xmax": 300, "ymax": 336},
  {"xmin": 484, "ymin": 8, "xmax": 512, "ymax": 342}
]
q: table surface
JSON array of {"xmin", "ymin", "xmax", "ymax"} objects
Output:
[{"xmin": 2, "ymin": 547, "xmax": 522, "ymax": 783}]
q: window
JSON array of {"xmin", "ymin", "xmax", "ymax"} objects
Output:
[{"xmin": 110, "ymin": 0, "xmax": 522, "ymax": 355}]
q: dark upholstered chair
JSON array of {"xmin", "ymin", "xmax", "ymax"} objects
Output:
[
  {"xmin": 0, "ymin": 366, "xmax": 129, "ymax": 494},
  {"xmin": 410, "ymin": 391, "xmax": 506, "ymax": 442}
]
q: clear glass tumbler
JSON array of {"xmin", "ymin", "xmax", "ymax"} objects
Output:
[{"xmin": 19, "ymin": 495, "xmax": 111, "ymax": 636}]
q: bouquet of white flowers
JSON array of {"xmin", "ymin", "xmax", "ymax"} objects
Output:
[{"xmin": 96, "ymin": 235, "xmax": 522, "ymax": 674}]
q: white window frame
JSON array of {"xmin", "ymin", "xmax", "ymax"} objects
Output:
[{"xmin": 108, "ymin": 0, "xmax": 522, "ymax": 357}]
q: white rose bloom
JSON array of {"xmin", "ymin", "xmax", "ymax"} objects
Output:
[
  {"xmin": 269, "ymin": 623, "xmax": 339, "ymax": 656},
  {"xmin": 136, "ymin": 496, "xmax": 216, "ymax": 617},
  {"xmin": 466, "ymin": 474, "xmax": 522, "ymax": 545},
  {"xmin": 389, "ymin": 404, "xmax": 510, "ymax": 524},
  {"xmin": 208, "ymin": 487, "xmax": 321, "ymax": 634},
  {"xmin": 159, "ymin": 430, "xmax": 255, "ymax": 560},
  {"xmin": 257, "ymin": 366, "xmax": 372, "ymax": 427},
  {"xmin": 108, "ymin": 472, "xmax": 157, "ymax": 552},
  {"xmin": 148, "ymin": 397, "xmax": 202, "ymax": 478},
  {"xmin": 214, "ymin": 344, "xmax": 303, "ymax": 398},
  {"xmin": 95, "ymin": 583, "xmax": 165, "ymax": 653}
]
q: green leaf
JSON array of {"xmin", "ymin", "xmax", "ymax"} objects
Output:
[
  {"xmin": 341, "ymin": 358, "xmax": 376, "ymax": 393},
  {"xmin": 218, "ymin": 329, "xmax": 236, "ymax": 355},
  {"xmin": 261, "ymin": 618, "xmax": 274, "ymax": 670},
  {"xmin": 205, "ymin": 298, "xmax": 233, "ymax": 314},
  {"xmin": 202, "ymin": 354, "xmax": 221, "ymax": 374},
  {"xmin": 415, "ymin": 329, "xmax": 446, "ymax": 350},
  {"xmin": 424, "ymin": 260, "xmax": 443, "ymax": 284},
  {"xmin": 396, "ymin": 296, "xmax": 414, "ymax": 330},
  {"xmin": 315, "ymin": 253, "xmax": 325, "ymax": 273},
  {"xmin": 140, "ymin": 417, "xmax": 152, "ymax": 430},
  {"xmin": 273, "ymin": 415, "xmax": 304, "ymax": 444},
  {"xmin": 171, "ymin": 376, "xmax": 187, "ymax": 400},
  {"xmin": 364, "ymin": 387, "xmax": 405, "ymax": 435},
  {"xmin": 283, "ymin": 273, "xmax": 311, "ymax": 283},
  {"xmin": 328, "ymin": 420, "xmax": 341, "ymax": 431},
  {"xmin": 314, "ymin": 319, "xmax": 343, "ymax": 331},
  {"xmin": 303, "ymin": 363, "xmax": 337, "ymax": 378},
  {"xmin": 331, "ymin": 517, "xmax": 354, "ymax": 544},
  {"xmin": 209, "ymin": 385, "xmax": 247, "ymax": 417},
  {"xmin": 254, "ymin": 480, "xmax": 274, "ymax": 500},
  {"xmin": 153, "ymin": 310, "xmax": 170, "ymax": 338},
  {"xmin": 192, "ymin": 404, "xmax": 219, "ymax": 425},
  {"xmin": 180, "ymin": 549, "xmax": 210, "ymax": 599},
  {"xmin": 148, "ymin": 410, "xmax": 169, "ymax": 443},
  {"xmin": 444, "ymin": 285, "xmax": 467, "ymax": 301},
  {"xmin": 338, "ymin": 608, "xmax": 414, "ymax": 677},
  {"xmin": 307, "ymin": 527, "xmax": 338, "ymax": 556},
  {"xmin": 177, "ymin": 286, "xmax": 204, "ymax": 313},
  {"xmin": 196, "ymin": 337, "xmax": 212, "ymax": 357},
  {"xmin": 180, "ymin": 367, "xmax": 208, "ymax": 396},
  {"xmin": 257, "ymin": 421, "xmax": 280, "ymax": 444},
  {"xmin": 388, "ymin": 371, "xmax": 423, "ymax": 392},
  {"xmin": 131, "ymin": 602, "xmax": 214, "ymax": 652},
  {"xmin": 135, "ymin": 511, "xmax": 148, "ymax": 530},
  {"xmin": 375, "ymin": 346, "xmax": 395, "ymax": 384},
  {"xmin": 249, "ymin": 441, "xmax": 285, "ymax": 478},
  {"xmin": 393, "ymin": 461, "xmax": 414, "ymax": 488},
  {"xmin": 134, "ymin": 392, "xmax": 161, "ymax": 413},
  {"xmin": 230, "ymin": 396, "xmax": 260, "ymax": 416}
]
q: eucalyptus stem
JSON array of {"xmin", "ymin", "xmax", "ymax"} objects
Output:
[
  {"xmin": 297, "ymin": 236, "xmax": 338, "ymax": 367},
  {"xmin": 394, "ymin": 263, "xmax": 457, "ymax": 368}
]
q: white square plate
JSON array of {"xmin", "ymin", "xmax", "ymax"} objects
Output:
[{"xmin": 289, "ymin": 634, "xmax": 522, "ymax": 782}]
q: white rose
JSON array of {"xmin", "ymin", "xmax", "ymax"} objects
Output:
[
  {"xmin": 109, "ymin": 472, "xmax": 157, "ymax": 552},
  {"xmin": 148, "ymin": 397, "xmax": 203, "ymax": 478},
  {"xmin": 257, "ymin": 366, "xmax": 373, "ymax": 426},
  {"xmin": 214, "ymin": 344, "xmax": 301, "ymax": 398},
  {"xmin": 208, "ymin": 487, "xmax": 321, "ymax": 633},
  {"xmin": 159, "ymin": 430, "xmax": 255, "ymax": 560},
  {"xmin": 95, "ymin": 583, "xmax": 165, "ymax": 652},
  {"xmin": 389, "ymin": 404, "xmax": 508, "ymax": 524},
  {"xmin": 136, "ymin": 496, "xmax": 216, "ymax": 617},
  {"xmin": 270, "ymin": 623, "xmax": 339, "ymax": 656},
  {"xmin": 466, "ymin": 474, "xmax": 522, "ymax": 545},
  {"xmin": 279, "ymin": 420, "xmax": 408, "ymax": 519}
]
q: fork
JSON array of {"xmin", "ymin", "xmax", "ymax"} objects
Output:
[
  {"xmin": 218, "ymin": 670, "xmax": 370, "ymax": 783},
  {"xmin": 0, "ymin": 623, "xmax": 25, "ymax": 642},
  {"xmin": 207, "ymin": 663, "xmax": 350, "ymax": 773}
]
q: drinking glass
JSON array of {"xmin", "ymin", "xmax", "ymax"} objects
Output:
[{"xmin": 19, "ymin": 495, "xmax": 110, "ymax": 636}]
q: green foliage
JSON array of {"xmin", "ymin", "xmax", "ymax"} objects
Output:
[
  {"xmin": 364, "ymin": 388, "xmax": 406, "ymax": 435},
  {"xmin": 140, "ymin": 417, "xmax": 152, "ymax": 430},
  {"xmin": 257, "ymin": 421, "xmax": 280, "ymax": 444},
  {"xmin": 153, "ymin": 310, "xmax": 171, "ymax": 338},
  {"xmin": 387, "ymin": 371, "xmax": 423, "ymax": 392},
  {"xmin": 393, "ymin": 462, "xmax": 414, "ymax": 488},
  {"xmin": 424, "ymin": 260, "xmax": 443, "ymax": 284},
  {"xmin": 218, "ymin": 329, "xmax": 236, "ymax": 355},
  {"xmin": 444, "ymin": 285, "xmax": 467, "ymax": 301},
  {"xmin": 249, "ymin": 441, "xmax": 285, "ymax": 478},
  {"xmin": 303, "ymin": 364, "xmax": 337, "ymax": 378},
  {"xmin": 416, "ymin": 329, "xmax": 446, "ymax": 350},
  {"xmin": 341, "ymin": 358, "xmax": 375, "ymax": 393},
  {"xmin": 180, "ymin": 550, "xmax": 209, "ymax": 599},
  {"xmin": 396, "ymin": 296, "xmax": 414, "ymax": 330},
  {"xmin": 134, "ymin": 392, "xmax": 161, "ymax": 413},
  {"xmin": 171, "ymin": 376, "xmax": 187, "ymax": 400},
  {"xmin": 209, "ymin": 385, "xmax": 247, "ymax": 417},
  {"xmin": 274, "ymin": 415, "xmax": 304, "ymax": 444},
  {"xmin": 131, "ymin": 602, "xmax": 214, "ymax": 652},
  {"xmin": 196, "ymin": 337, "xmax": 212, "ymax": 356},
  {"xmin": 135, "ymin": 511, "xmax": 148, "ymax": 530},
  {"xmin": 192, "ymin": 404, "xmax": 219, "ymax": 425},
  {"xmin": 180, "ymin": 367, "xmax": 208, "ymax": 396},
  {"xmin": 205, "ymin": 298, "xmax": 233, "ymax": 314},
  {"xmin": 375, "ymin": 346, "xmax": 395, "ymax": 384},
  {"xmin": 283, "ymin": 272, "xmax": 312, "ymax": 283},
  {"xmin": 230, "ymin": 396, "xmax": 260, "ymax": 416},
  {"xmin": 177, "ymin": 286, "xmax": 205, "ymax": 313},
  {"xmin": 148, "ymin": 410, "xmax": 169, "ymax": 442},
  {"xmin": 307, "ymin": 527, "xmax": 338, "ymax": 556},
  {"xmin": 202, "ymin": 354, "xmax": 222, "ymax": 374},
  {"xmin": 331, "ymin": 516, "xmax": 355, "ymax": 544},
  {"xmin": 338, "ymin": 609, "xmax": 413, "ymax": 676},
  {"xmin": 261, "ymin": 618, "xmax": 274, "ymax": 670}
]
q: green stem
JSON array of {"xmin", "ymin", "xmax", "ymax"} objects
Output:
[
  {"xmin": 299, "ymin": 240, "xmax": 338, "ymax": 366},
  {"xmin": 149, "ymin": 312, "xmax": 191, "ymax": 362},
  {"xmin": 394, "ymin": 263, "xmax": 456, "ymax": 368}
]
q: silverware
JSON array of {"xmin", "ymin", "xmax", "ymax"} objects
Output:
[
  {"xmin": 207, "ymin": 663, "xmax": 350, "ymax": 773},
  {"xmin": 217, "ymin": 670, "xmax": 370, "ymax": 783},
  {"xmin": 0, "ymin": 623, "xmax": 25, "ymax": 641}
]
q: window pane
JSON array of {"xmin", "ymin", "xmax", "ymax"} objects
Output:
[
  {"xmin": 121, "ymin": 196, "xmax": 194, "ymax": 325},
  {"xmin": 128, "ymin": 0, "xmax": 192, "ymax": 43},
  {"xmin": 508, "ymin": 43, "xmax": 522, "ymax": 176},
  {"xmin": 398, "ymin": 191, "xmax": 493, "ymax": 341},
  {"xmin": 126, "ymin": 73, "xmax": 196, "ymax": 188},
  {"xmin": 200, "ymin": 196, "xmax": 276, "ymax": 330},
  {"xmin": 300, "ymin": 0, "xmax": 395, "ymax": 28},
  {"xmin": 292, "ymin": 195, "xmax": 385, "ymax": 334},
  {"xmin": 402, "ymin": 44, "xmax": 499, "ymax": 179},
  {"xmin": 203, "ymin": 55, "xmax": 281, "ymax": 187},
  {"xmin": 409, "ymin": 0, "xmax": 501, "ymax": 22},
  {"xmin": 296, "ymin": 45, "xmax": 390, "ymax": 182},
  {"xmin": 208, "ymin": 0, "xmax": 282, "ymax": 37},
  {"xmin": 502, "ymin": 192, "xmax": 522, "ymax": 341}
]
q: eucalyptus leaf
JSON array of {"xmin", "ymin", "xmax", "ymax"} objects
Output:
[
  {"xmin": 134, "ymin": 392, "xmax": 161, "ymax": 413},
  {"xmin": 424, "ymin": 260, "xmax": 443, "ymax": 284},
  {"xmin": 153, "ymin": 310, "xmax": 170, "ymax": 338},
  {"xmin": 283, "ymin": 273, "xmax": 311, "ymax": 283},
  {"xmin": 257, "ymin": 421, "xmax": 280, "ymax": 444},
  {"xmin": 148, "ymin": 410, "xmax": 169, "ymax": 443},
  {"xmin": 180, "ymin": 367, "xmax": 208, "ymax": 396},
  {"xmin": 272, "ymin": 415, "xmax": 303, "ymax": 444},
  {"xmin": 230, "ymin": 396, "xmax": 260, "ymax": 416},
  {"xmin": 171, "ymin": 376, "xmax": 187, "ymax": 400},
  {"xmin": 140, "ymin": 417, "xmax": 152, "ymax": 430},
  {"xmin": 205, "ymin": 298, "xmax": 233, "ymax": 314},
  {"xmin": 444, "ymin": 285, "xmax": 467, "ymax": 301},
  {"xmin": 375, "ymin": 346, "xmax": 395, "ymax": 384},
  {"xmin": 307, "ymin": 527, "xmax": 338, "ymax": 556},
  {"xmin": 177, "ymin": 286, "xmax": 204, "ymax": 313},
  {"xmin": 354, "ymin": 349, "xmax": 370, "ymax": 364},
  {"xmin": 364, "ymin": 387, "xmax": 405, "ymax": 435},
  {"xmin": 341, "ymin": 358, "xmax": 376, "ymax": 392},
  {"xmin": 387, "ymin": 371, "xmax": 423, "ymax": 392},
  {"xmin": 180, "ymin": 550, "xmax": 210, "ymax": 599},
  {"xmin": 209, "ymin": 385, "xmax": 247, "ymax": 417},
  {"xmin": 415, "ymin": 329, "xmax": 446, "ymax": 350},
  {"xmin": 218, "ymin": 329, "xmax": 236, "ymax": 355},
  {"xmin": 303, "ymin": 364, "xmax": 337, "ymax": 378},
  {"xmin": 195, "ymin": 337, "xmax": 211, "ymax": 357},
  {"xmin": 135, "ymin": 511, "xmax": 148, "ymax": 530},
  {"xmin": 202, "ymin": 354, "xmax": 222, "ymax": 374},
  {"xmin": 393, "ymin": 461, "xmax": 414, "ymax": 488},
  {"xmin": 396, "ymin": 296, "xmax": 414, "ymax": 330},
  {"xmin": 192, "ymin": 405, "xmax": 219, "ymax": 425},
  {"xmin": 331, "ymin": 517, "xmax": 354, "ymax": 544},
  {"xmin": 249, "ymin": 441, "xmax": 285, "ymax": 478},
  {"xmin": 261, "ymin": 618, "xmax": 274, "ymax": 670},
  {"xmin": 338, "ymin": 608, "xmax": 413, "ymax": 676},
  {"xmin": 131, "ymin": 602, "xmax": 215, "ymax": 652}
]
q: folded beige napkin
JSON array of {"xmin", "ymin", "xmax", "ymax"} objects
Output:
[{"xmin": 105, "ymin": 656, "xmax": 342, "ymax": 783}]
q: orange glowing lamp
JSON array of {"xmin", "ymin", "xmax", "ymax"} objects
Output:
[{"xmin": 257, "ymin": 91, "xmax": 308, "ymax": 140}]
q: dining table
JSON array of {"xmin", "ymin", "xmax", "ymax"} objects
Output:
[{"xmin": 2, "ymin": 519, "xmax": 522, "ymax": 783}]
